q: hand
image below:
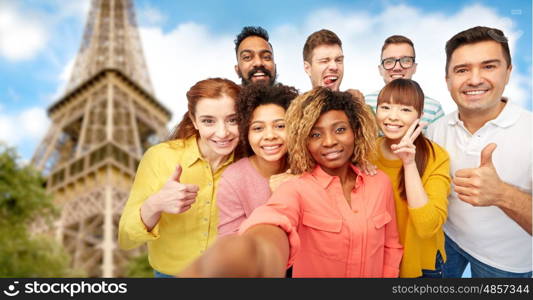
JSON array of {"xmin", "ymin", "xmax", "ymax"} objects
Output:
[
  {"xmin": 179, "ymin": 234, "xmax": 263, "ymax": 277},
  {"xmin": 390, "ymin": 119, "xmax": 426, "ymax": 165},
  {"xmin": 150, "ymin": 164, "xmax": 199, "ymax": 214},
  {"xmin": 345, "ymin": 88, "xmax": 365, "ymax": 103},
  {"xmin": 358, "ymin": 161, "xmax": 378, "ymax": 176},
  {"xmin": 453, "ymin": 143, "xmax": 504, "ymax": 207},
  {"xmin": 269, "ymin": 169, "xmax": 296, "ymax": 193}
]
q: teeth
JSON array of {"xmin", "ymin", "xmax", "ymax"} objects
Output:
[
  {"xmin": 213, "ymin": 139, "xmax": 232, "ymax": 146},
  {"xmin": 262, "ymin": 145, "xmax": 281, "ymax": 150},
  {"xmin": 465, "ymin": 90, "xmax": 486, "ymax": 95},
  {"xmin": 253, "ymin": 72, "xmax": 266, "ymax": 77},
  {"xmin": 384, "ymin": 124, "xmax": 402, "ymax": 132},
  {"xmin": 324, "ymin": 76, "xmax": 338, "ymax": 84},
  {"xmin": 391, "ymin": 74, "xmax": 403, "ymax": 78},
  {"xmin": 324, "ymin": 151, "xmax": 341, "ymax": 159}
]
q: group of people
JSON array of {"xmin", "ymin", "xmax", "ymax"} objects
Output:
[{"xmin": 118, "ymin": 25, "xmax": 532, "ymax": 278}]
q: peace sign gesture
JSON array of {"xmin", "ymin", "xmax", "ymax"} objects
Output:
[{"xmin": 390, "ymin": 119, "xmax": 427, "ymax": 165}]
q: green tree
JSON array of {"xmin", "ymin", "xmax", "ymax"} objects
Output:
[
  {"xmin": 124, "ymin": 251, "xmax": 153, "ymax": 278},
  {"xmin": 0, "ymin": 144, "xmax": 80, "ymax": 277}
]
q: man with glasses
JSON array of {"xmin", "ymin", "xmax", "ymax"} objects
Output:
[{"xmin": 365, "ymin": 35, "xmax": 444, "ymax": 125}]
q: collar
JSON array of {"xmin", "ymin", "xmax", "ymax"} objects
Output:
[
  {"xmin": 181, "ymin": 135, "xmax": 203, "ymax": 168},
  {"xmin": 180, "ymin": 135, "xmax": 235, "ymax": 168},
  {"xmin": 310, "ymin": 164, "xmax": 365, "ymax": 189},
  {"xmin": 448, "ymin": 98, "xmax": 520, "ymax": 128}
]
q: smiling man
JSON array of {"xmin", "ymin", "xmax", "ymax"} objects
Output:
[
  {"xmin": 234, "ymin": 26, "xmax": 277, "ymax": 86},
  {"xmin": 427, "ymin": 26, "xmax": 532, "ymax": 278},
  {"xmin": 365, "ymin": 35, "xmax": 444, "ymax": 125}
]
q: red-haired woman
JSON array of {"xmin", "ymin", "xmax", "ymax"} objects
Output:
[{"xmin": 119, "ymin": 78, "xmax": 241, "ymax": 278}]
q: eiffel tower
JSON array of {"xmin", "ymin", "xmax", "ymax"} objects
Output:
[{"xmin": 31, "ymin": 0, "xmax": 171, "ymax": 277}]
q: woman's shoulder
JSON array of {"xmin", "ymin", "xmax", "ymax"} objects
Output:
[
  {"xmin": 368, "ymin": 169, "xmax": 393, "ymax": 187},
  {"xmin": 140, "ymin": 139, "xmax": 190, "ymax": 164},
  {"xmin": 222, "ymin": 157, "xmax": 265, "ymax": 183},
  {"xmin": 425, "ymin": 138, "xmax": 450, "ymax": 161},
  {"xmin": 223, "ymin": 157, "xmax": 253, "ymax": 176}
]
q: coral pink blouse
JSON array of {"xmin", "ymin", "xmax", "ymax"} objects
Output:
[{"xmin": 239, "ymin": 164, "xmax": 403, "ymax": 277}]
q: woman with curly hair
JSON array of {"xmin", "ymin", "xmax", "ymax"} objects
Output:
[
  {"xmin": 181, "ymin": 87, "xmax": 403, "ymax": 277},
  {"xmin": 373, "ymin": 79, "xmax": 450, "ymax": 278},
  {"xmin": 216, "ymin": 83, "xmax": 298, "ymax": 237}
]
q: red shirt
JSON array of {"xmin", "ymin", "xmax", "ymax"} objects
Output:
[{"xmin": 239, "ymin": 164, "xmax": 403, "ymax": 277}]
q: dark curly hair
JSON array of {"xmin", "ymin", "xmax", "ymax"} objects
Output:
[
  {"xmin": 234, "ymin": 26, "xmax": 272, "ymax": 55},
  {"xmin": 237, "ymin": 83, "xmax": 299, "ymax": 156}
]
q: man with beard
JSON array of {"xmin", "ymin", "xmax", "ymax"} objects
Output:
[{"xmin": 234, "ymin": 26, "xmax": 277, "ymax": 86}]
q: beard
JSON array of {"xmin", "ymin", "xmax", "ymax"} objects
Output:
[{"xmin": 238, "ymin": 66, "xmax": 276, "ymax": 86}]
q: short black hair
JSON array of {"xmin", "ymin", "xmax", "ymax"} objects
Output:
[{"xmin": 234, "ymin": 26, "xmax": 271, "ymax": 55}]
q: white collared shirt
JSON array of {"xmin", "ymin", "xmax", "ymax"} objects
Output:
[{"xmin": 427, "ymin": 99, "xmax": 532, "ymax": 273}]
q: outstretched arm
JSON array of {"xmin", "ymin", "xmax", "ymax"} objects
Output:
[{"xmin": 179, "ymin": 224, "xmax": 289, "ymax": 277}]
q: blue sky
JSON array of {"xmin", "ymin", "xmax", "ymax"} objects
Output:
[
  {"xmin": 0, "ymin": 0, "xmax": 530, "ymax": 278},
  {"xmin": 0, "ymin": 0, "xmax": 531, "ymax": 164}
]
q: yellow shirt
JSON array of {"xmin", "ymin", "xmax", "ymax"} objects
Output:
[
  {"xmin": 373, "ymin": 137, "xmax": 451, "ymax": 278},
  {"xmin": 118, "ymin": 135, "xmax": 234, "ymax": 275}
]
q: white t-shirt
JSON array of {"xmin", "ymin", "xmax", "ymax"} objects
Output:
[{"xmin": 427, "ymin": 100, "xmax": 532, "ymax": 273}]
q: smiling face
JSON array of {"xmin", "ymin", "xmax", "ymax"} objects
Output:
[
  {"xmin": 376, "ymin": 100, "xmax": 420, "ymax": 143},
  {"xmin": 191, "ymin": 95, "xmax": 239, "ymax": 158},
  {"xmin": 304, "ymin": 44, "xmax": 344, "ymax": 91},
  {"xmin": 307, "ymin": 110, "xmax": 355, "ymax": 176},
  {"xmin": 248, "ymin": 104, "xmax": 287, "ymax": 163},
  {"xmin": 235, "ymin": 36, "xmax": 277, "ymax": 86},
  {"xmin": 446, "ymin": 40, "xmax": 511, "ymax": 118},
  {"xmin": 379, "ymin": 43, "xmax": 417, "ymax": 84}
]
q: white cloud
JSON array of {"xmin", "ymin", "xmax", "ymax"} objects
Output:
[
  {"xmin": 139, "ymin": 23, "xmax": 237, "ymax": 126},
  {"xmin": 138, "ymin": 4, "xmax": 167, "ymax": 26},
  {"xmin": 0, "ymin": 107, "xmax": 49, "ymax": 146},
  {"xmin": 132, "ymin": 2, "xmax": 528, "ymax": 132},
  {"xmin": 0, "ymin": 2, "xmax": 48, "ymax": 61}
]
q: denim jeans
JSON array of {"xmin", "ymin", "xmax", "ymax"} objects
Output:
[
  {"xmin": 443, "ymin": 234, "xmax": 532, "ymax": 278},
  {"xmin": 154, "ymin": 269, "xmax": 175, "ymax": 278},
  {"xmin": 420, "ymin": 251, "xmax": 444, "ymax": 278}
]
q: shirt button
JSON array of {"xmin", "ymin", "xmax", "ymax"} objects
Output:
[
  {"xmin": 208, "ymin": 182, "xmax": 212, "ymax": 186},
  {"xmin": 206, "ymin": 201, "xmax": 210, "ymax": 205},
  {"xmin": 203, "ymin": 232, "xmax": 208, "ymax": 237},
  {"xmin": 203, "ymin": 217, "xmax": 208, "ymax": 222}
]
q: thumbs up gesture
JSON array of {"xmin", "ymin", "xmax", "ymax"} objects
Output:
[
  {"xmin": 453, "ymin": 143, "xmax": 503, "ymax": 206},
  {"xmin": 151, "ymin": 164, "xmax": 200, "ymax": 214}
]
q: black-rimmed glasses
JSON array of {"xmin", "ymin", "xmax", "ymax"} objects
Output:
[{"xmin": 381, "ymin": 56, "xmax": 415, "ymax": 70}]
